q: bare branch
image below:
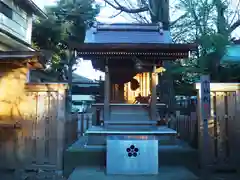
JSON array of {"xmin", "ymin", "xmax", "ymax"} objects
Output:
[
  {"xmin": 108, "ymin": 10, "xmax": 123, "ymax": 18},
  {"xmin": 104, "ymin": 0, "xmax": 149, "ymax": 13},
  {"xmin": 122, "ymin": 0, "xmax": 151, "ymax": 23},
  {"xmin": 229, "ymin": 0, "xmax": 240, "ymax": 25},
  {"xmin": 229, "ymin": 19, "xmax": 240, "ymax": 32},
  {"xmin": 170, "ymin": 12, "xmax": 188, "ymax": 27}
]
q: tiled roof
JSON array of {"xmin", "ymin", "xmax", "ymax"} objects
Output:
[{"xmin": 85, "ymin": 23, "xmax": 172, "ymax": 44}]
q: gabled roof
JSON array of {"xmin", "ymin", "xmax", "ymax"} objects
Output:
[
  {"xmin": 23, "ymin": 0, "xmax": 47, "ymax": 18},
  {"xmin": 85, "ymin": 23, "xmax": 171, "ymax": 44},
  {"xmin": 80, "ymin": 23, "xmax": 197, "ymax": 75}
]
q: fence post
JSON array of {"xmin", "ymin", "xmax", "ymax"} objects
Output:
[
  {"xmin": 176, "ymin": 111, "xmax": 180, "ymax": 138},
  {"xmin": 96, "ymin": 109, "xmax": 101, "ymax": 126},
  {"xmin": 86, "ymin": 114, "xmax": 89, "ymax": 130},
  {"xmin": 80, "ymin": 113, "xmax": 84, "ymax": 136}
]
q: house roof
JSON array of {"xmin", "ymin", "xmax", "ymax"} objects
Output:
[
  {"xmin": 30, "ymin": 71, "xmax": 99, "ymax": 88},
  {"xmin": 72, "ymin": 73, "xmax": 95, "ymax": 83},
  {"xmin": 23, "ymin": 0, "xmax": 47, "ymax": 18},
  {"xmin": 221, "ymin": 45, "xmax": 240, "ymax": 63},
  {"xmin": 0, "ymin": 51, "xmax": 47, "ymax": 69}
]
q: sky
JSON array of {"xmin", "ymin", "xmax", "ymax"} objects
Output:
[{"xmin": 33, "ymin": 0, "xmax": 240, "ymax": 79}]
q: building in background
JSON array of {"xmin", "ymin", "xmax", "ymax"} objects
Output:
[
  {"xmin": 221, "ymin": 38, "xmax": 240, "ymax": 63},
  {"xmin": 0, "ymin": 0, "xmax": 46, "ymax": 51},
  {"xmin": 72, "ymin": 73, "xmax": 100, "ymax": 112}
]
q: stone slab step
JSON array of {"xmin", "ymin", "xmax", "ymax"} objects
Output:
[
  {"xmin": 68, "ymin": 166, "xmax": 199, "ymax": 180},
  {"xmin": 63, "ymin": 140, "xmax": 197, "ymax": 177}
]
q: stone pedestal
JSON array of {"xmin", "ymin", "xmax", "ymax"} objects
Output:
[{"xmin": 106, "ymin": 135, "xmax": 158, "ymax": 175}]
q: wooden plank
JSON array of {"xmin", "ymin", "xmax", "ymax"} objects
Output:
[
  {"xmin": 216, "ymin": 92, "xmax": 226, "ymax": 164},
  {"xmin": 31, "ymin": 92, "xmax": 38, "ymax": 165},
  {"xmin": 226, "ymin": 92, "xmax": 235, "ymax": 164},
  {"xmin": 235, "ymin": 89, "xmax": 240, "ymax": 165},
  {"xmin": 22, "ymin": 92, "xmax": 36, "ymax": 167},
  {"xmin": 56, "ymin": 90, "xmax": 66, "ymax": 170},
  {"xmin": 35, "ymin": 92, "xmax": 47, "ymax": 165},
  {"xmin": 48, "ymin": 92, "xmax": 58, "ymax": 166}
]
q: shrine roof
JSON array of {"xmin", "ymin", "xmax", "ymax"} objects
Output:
[
  {"xmin": 75, "ymin": 43, "xmax": 197, "ymax": 59},
  {"xmin": 74, "ymin": 23, "xmax": 198, "ymax": 72},
  {"xmin": 85, "ymin": 23, "xmax": 171, "ymax": 44},
  {"xmin": 78, "ymin": 23, "xmax": 197, "ymax": 58}
]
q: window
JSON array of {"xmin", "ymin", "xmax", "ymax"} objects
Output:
[{"xmin": 0, "ymin": 2, "xmax": 13, "ymax": 19}]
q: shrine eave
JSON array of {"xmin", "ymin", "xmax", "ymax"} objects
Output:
[{"xmin": 76, "ymin": 43, "xmax": 198, "ymax": 59}]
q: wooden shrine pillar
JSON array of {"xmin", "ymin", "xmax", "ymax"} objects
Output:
[
  {"xmin": 150, "ymin": 65, "xmax": 157, "ymax": 120},
  {"xmin": 104, "ymin": 62, "xmax": 110, "ymax": 122}
]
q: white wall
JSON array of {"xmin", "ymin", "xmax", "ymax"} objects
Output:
[
  {"xmin": 0, "ymin": 41, "xmax": 10, "ymax": 50},
  {"xmin": 0, "ymin": 0, "xmax": 33, "ymax": 45}
]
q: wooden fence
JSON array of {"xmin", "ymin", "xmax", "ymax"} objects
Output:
[
  {"xmin": 174, "ymin": 83, "xmax": 240, "ymax": 170},
  {"xmin": 0, "ymin": 83, "xmax": 71, "ymax": 171},
  {"xmin": 195, "ymin": 83, "xmax": 240, "ymax": 169},
  {"xmin": 174, "ymin": 98, "xmax": 198, "ymax": 148}
]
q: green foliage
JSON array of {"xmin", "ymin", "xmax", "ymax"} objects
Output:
[
  {"xmin": 32, "ymin": 0, "xmax": 100, "ymax": 79},
  {"xmin": 169, "ymin": 0, "xmax": 240, "ymax": 94},
  {"xmin": 51, "ymin": 0, "xmax": 100, "ymax": 43}
]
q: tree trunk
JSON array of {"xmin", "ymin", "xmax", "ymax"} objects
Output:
[
  {"xmin": 158, "ymin": 61, "xmax": 175, "ymax": 113},
  {"xmin": 150, "ymin": 0, "xmax": 169, "ymax": 29},
  {"xmin": 149, "ymin": 0, "xmax": 174, "ymax": 112}
]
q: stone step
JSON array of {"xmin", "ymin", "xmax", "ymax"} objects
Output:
[
  {"xmin": 104, "ymin": 121, "xmax": 157, "ymax": 125},
  {"xmin": 85, "ymin": 135, "xmax": 176, "ymax": 146},
  {"xmin": 67, "ymin": 166, "xmax": 199, "ymax": 180},
  {"xmin": 85, "ymin": 126, "xmax": 177, "ymax": 136},
  {"xmin": 64, "ymin": 140, "xmax": 197, "ymax": 178},
  {"xmin": 110, "ymin": 114, "xmax": 151, "ymax": 122}
]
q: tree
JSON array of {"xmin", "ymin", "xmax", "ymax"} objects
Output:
[
  {"xmin": 32, "ymin": 13, "xmax": 67, "ymax": 76},
  {"xmin": 103, "ymin": 0, "xmax": 240, "ymax": 97},
  {"xmin": 32, "ymin": 0, "xmax": 100, "ymax": 78},
  {"xmin": 32, "ymin": 0, "xmax": 100, "ymax": 111},
  {"xmin": 170, "ymin": 0, "xmax": 240, "ymax": 88},
  {"xmin": 103, "ymin": 0, "xmax": 183, "ymax": 110}
]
